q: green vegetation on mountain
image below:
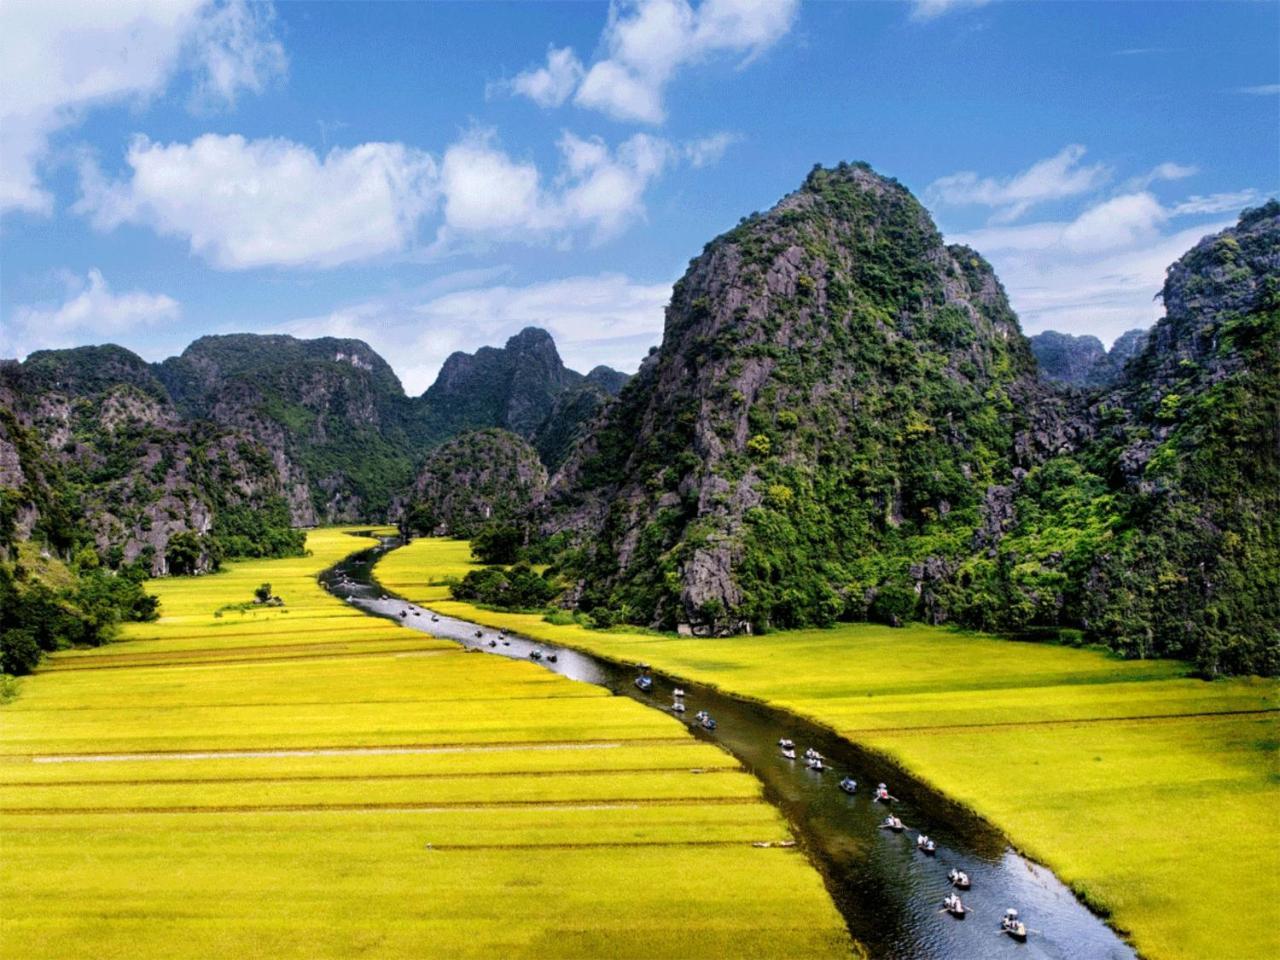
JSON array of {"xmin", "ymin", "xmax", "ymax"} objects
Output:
[
  {"xmin": 1029, "ymin": 328, "xmax": 1149, "ymax": 388},
  {"xmin": 535, "ymin": 166, "xmax": 1277, "ymax": 675},
  {"xmin": 403, "ymin": 429, "xmax": 547, "ymax": 538}
]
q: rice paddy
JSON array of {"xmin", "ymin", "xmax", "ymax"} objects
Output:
[
  {"xmin": 378, "ymin": 537, "xmax": 1280, "ymax": 960},
  {"xmin": 0, "ymin": 529, "xmax": 853, "ymax": 959}
]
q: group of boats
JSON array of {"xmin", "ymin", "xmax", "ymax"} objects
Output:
[
  {"xmin": 633, "ymin": 669, "xmax": 714, "ymax": 728},
  {"xmin": 510, "ymin": 646, "xmax": 1031, "ymax": 943},
  {"xmin": 772, "ymin": 736, "xmax": 1028, "ymax": 941}
]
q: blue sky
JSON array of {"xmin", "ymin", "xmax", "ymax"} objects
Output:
[{"xmin": 2, "ymin": 0, "xmax": 1276, "ymax": 393}]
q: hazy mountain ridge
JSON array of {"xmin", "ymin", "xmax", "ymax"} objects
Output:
[{"xmin": 1030, "ymin": 328, "xmax": 1150, "ymax": 388}]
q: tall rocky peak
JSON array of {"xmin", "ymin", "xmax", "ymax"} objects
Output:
[
  {"xmin": 425, "ymin": 327, "xmax": 583, "ymax": 438},
  {"xmin": 1124, "ymin": 199, "xmax": 1279, "ymax": 391},
  {"xmin": 543, "ymin": 162, "xmax": 1040, "ymax": 632}
]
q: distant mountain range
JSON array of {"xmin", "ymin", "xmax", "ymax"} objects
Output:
[
  {"xmin": 1, "ymin": 329, "xmax": 625, "ymax": 570},
  {"xmin": 2, "ymin": 164, "xmax": 1275, "ymax": 675}
]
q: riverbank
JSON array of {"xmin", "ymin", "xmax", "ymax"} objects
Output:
[
  {"xmin": 0, "ymin": 529, "xmax": 851, "ymax": 959},
  {"xmin": 376, "ymin": 537, "xmax": 1280, "ymax": 960}
]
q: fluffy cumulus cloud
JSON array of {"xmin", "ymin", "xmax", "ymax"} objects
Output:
[
  {"xmin": 77, "ymin": 134, "xmax": 440, "ymax": 269},
  {"xmin": 77, "ymin": 124, "xmax": 726, "ymax": 269},
  {"xmin": 509, "ymin": 0, "xmax": 798, "ymax": 124},
  {"xmin": 3, "ymin": 269, "xmax": 181, "ymax": 357},
  {"xmin": 280, "ymin": 273, "xmax": 673, "ymax": 393},
  {"xmin": 0, "ymin": 0, "xmax": 285, "ymax": 216}
]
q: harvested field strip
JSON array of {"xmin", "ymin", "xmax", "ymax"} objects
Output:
[
  {"xmin": 34, "ymin": 645, "xmax": 447, "ymax": 671},
  {"xmin": 38, "ymin": 638, "xmax": 446, "ymax": 666},
  {"xmin": 840, "ymin": 706, "xmax": 1280, "ymax": 735},
  {"xmin": 2, "ymin": 796, "xmax": 758, "ymax": 815},
  {"xmin": 3, "ymin": 765, "xmax": 742, "ymax": 788},
  {"xmin": 27, "ymin": 738, "xmax": 689, "ymax": 762}
]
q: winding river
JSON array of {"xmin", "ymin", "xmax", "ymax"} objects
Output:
[{"xmin": 322, "ymin": 536, "xmax": 1136, "ymax": 960}]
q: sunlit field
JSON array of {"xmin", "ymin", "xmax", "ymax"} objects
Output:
[
  {"xmin": 378, "ymin": 537, "xmax": 1280, "ymax": 960},
  {"xmin": 0, "ymin": 529, "xmax": 852, "ymax": 959}
]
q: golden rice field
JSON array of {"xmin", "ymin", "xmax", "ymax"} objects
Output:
[
  {"xmin": 0, "ymin": 529, "xmax": 852, "ymax": 959},
  {"xmin": 378, "ymin": 537, "xmax": 1280, "ymax": 960}
]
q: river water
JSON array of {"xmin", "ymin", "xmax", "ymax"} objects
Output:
[{"xmin": 322, "ymin": 537, "xmax": 1136, "ymax": 960}]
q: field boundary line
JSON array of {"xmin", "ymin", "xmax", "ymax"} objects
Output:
[
  {"xmin": 0, "ymin": 796, "xmax": 757, "ymax": 815},
  {"xmin": 20, "ymin": 737, "xmax": 695, "ymax": 763},
  {"xmin": 846, "ymin": 706, "xmax": 1280, "ymax": 736}
]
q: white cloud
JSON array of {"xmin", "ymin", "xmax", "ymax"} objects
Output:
[
  {"xmin": 436, "ymin": 129, "xmax": 674, "ymax": 246},
  {"xmin": 76, "ymin": 125, "xmax": 704, "ymax": 268},
  {"xmin": 1237, "ymin": 84, "xmax": 1280, "ymax": 95},
  {"xmin": 1171, "ymin": 190, "xmax": 1261, "ymax": 216},
  {"xmin": 951, "ymin": 188, "xmax": 1251, "ymax": 345},
  {"xmin": 510, "ymin": 0, "xmax": 798, "ymax": 124},
  {"xmin": 281, "ymin": 273, "xmax": 672, "ymax": 393},
  {"xmin": 1123, "ymin": 161, "xmax": 1198, "ymax": 191},
  {"xmin": 3, "ymin": 269, "xmax": 180, "ymax": 357},
  {"xmin": 910, "ymin": 0, "xmax": 991, "ymax": 21},
  {"xmin": 509, "ymin": 46, "xmax": 584, "ymax": 107},
  {"xmin": 684, "ymin": 132, "xmax": 739, "ymax": 167},
  {"xmin": 928, "ymin": 144, "xmax": 1111, "ymax": 223},
  {"xmin": 188, "ymin": 0, "xmax": 287, "ymax": 110},
  {"xmin": 77, "ymin": 134, "xmax": 439, "ymax": 269},
  {"xmin": 0, "ymin": 0, "xmax": 285, "ymax": 217}
]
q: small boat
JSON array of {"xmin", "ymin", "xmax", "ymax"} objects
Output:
[
  {"xmin": 488, "ymin": 640, "xmax": 497, "ymax": 647},
  {"xmin": 701, "ymin": 715, "xmax": 717, "ymax": 731},
  {"xmin": 948, "ymin": 869, "xmax": 971, "ymax": 890},
  {"xmin": 781, "ymin": 746, "xmax": 797, "ymax": 759},
  {"xmin": 634, "ymin": 675, "xmax": 653, "ymax": 693},
  {"xmin": 807, "ymin": 756, "xmax": 825, "ymax": 772},
  {"xmin": 381, "ymin": 594, "xmax": 388, "ymax": 600},
  {"xmin": 803, "ymin": 747, "xmax": 819, "ymax": 760},
  {"xmin": 546, "ymin": 653, "xmax": 557, "ymax": 663},
  {"xmin": 413, "ymin": 611, "xmax": 421, "ymax": 617},
  {"xmin": 673, "ymin": 688, "xmax": 686, "ymax": 698},
  {"xmin": 474, "ymin": 631, "xmax": 483, "ymax": 639},
  {"xmin": 399, "ymin": 611, "xmax": 407, "ymax": 618},
  {"xmin": 502, "ymin": 639, "xmax": 510, "ymax": 646},
  {"xmin": 943, "ymin": 893, "xmax": 966, "ymax": 918},
  {"xmin": 529, "ymin": 648, "xmax": 543, "ymax": 660},
  {"xmin": 1001, "ymin": 909, "xmax": 1028, "ymax": 941},
  {"xmin": 874, "ymin": 783, "xmax": 896, "ymax": 803},
  {"xmin": 431, "ymin": 615, "xmax": 439, "ymax": 622},
  {"xmin": 880, "ymin": 816, "xmax": 905, "ymax": 832},
  {"xmin": 778, "ymin": 738, "xmax": 795, "ymax": 750},
  {"xmin": 916, "ymin": 834, "xmax": 937, "ymax": 855},
  {"xmin": 839, "ymin": 777, "xmax": 857, "ymax": 794},
  {"xmin": 671, "ymin": 700, "xmax": 686, "ymax": 713}
]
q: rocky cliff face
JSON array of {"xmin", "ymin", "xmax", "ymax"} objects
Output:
[
  {"xmin": 1030, "ymin": 328, "xmax": 1149, "ymax": 387},
  {"xmin": 0, "ymin": 348, "xmax": 296, "ymax": 573},
  {"xmin": 406, "ymin": 429, "xmax": 547, "ymax": 537},
  {"xmin": 422, "ymin": 328, "xmax": 629, "ymax": 462},
  {"xmin": 538, "ymin": 170, "xmax": 1276, "ymax": 673},
  {"xmin": 157, "ymin": 334, "xmax": 420, "ymax": 523},
  {"xmin": 542, "ymin": 162, "xmax": 1042, "ymax": 633}
]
